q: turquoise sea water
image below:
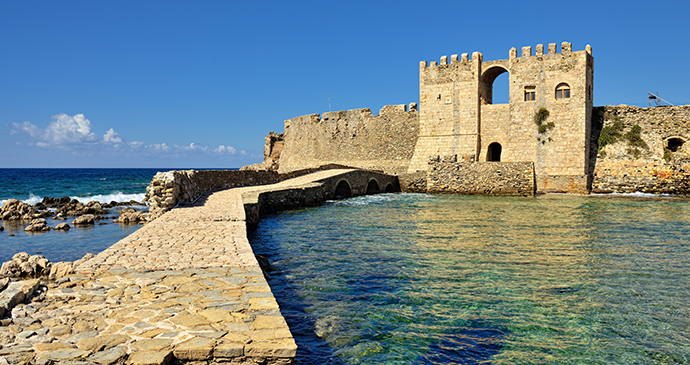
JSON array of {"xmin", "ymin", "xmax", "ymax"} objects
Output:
[
  {"xmin": 249, "ymin": 193, "xmax": 690, "ymax": 364},
  {"xmin": 0, "ymin": 168, "xmax": 160, "ymax": 262}
]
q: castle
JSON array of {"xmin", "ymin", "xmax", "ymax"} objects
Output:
[
  {"xmin": 252, "ymin": 42, "xmax": 690, "ymax": 196},
  {"xmin": 409, "ymin": 42, "xmax": 593, "ymax": 193}
]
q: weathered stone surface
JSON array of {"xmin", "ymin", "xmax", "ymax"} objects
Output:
[
  {"xmin": 245, "ymin": 339, "xmax": 297, "ymax": 358},
  {"xmin": 126, "ymin": 350, "xmax": 173, "ymax": 365},
  {"xmin": 131, "ymin": 338, "xmax": 173, "ymax": 351},
  {"xmin": 89, "ymin": 345, "xmax": 127, "ymax": 364},
  {"xmin": 213, "ymin": 342, "xmax": 244, "ymax": 358},
  {"xmin": 41, "ymin": 348, "xmax": 91, "ymax": 360},
  {"xmin": 172, "ymin": 337, "xmax": 216, "ymax": 360},
  {"xmin": 76, "ymin": 334, "xmax": 129, "ymax": 351}
]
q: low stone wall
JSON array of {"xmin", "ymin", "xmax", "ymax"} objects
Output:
[
  {"xmin": 144, "ymin": 170, "xmax": 282, "ymax": 217},
  {"xmin": 426, "ymin": 159, "xmax": 535, "ymax": 196},
  {"xmin": 144, "ymin": 166, "xmax": 363, "ymax": 218}
]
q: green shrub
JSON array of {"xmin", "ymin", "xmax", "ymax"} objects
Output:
[
  {"xmin": 664, "ymin": 148, "xmax": 672, "ymax": 162},
  {"xmin": 534, "ymin": 108, "xmax": 554, "ymax": 136},
  {"xmin": 598, "ymin": 118, "xmax": 624, "ymax": 151}
]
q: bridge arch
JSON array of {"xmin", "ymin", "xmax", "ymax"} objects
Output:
[
  {"xmin": 334, "ymin": 180, "xmax": 352, "ymax": 199},
  {"xmin": 385, "ymin": 183, "xmax": 395, "ymax": 193},
  {"xmin": 366, "ymin": 179, "xmax": 380, "ymax": 194}
]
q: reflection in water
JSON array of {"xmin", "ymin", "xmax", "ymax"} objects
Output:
[{"xmin": 249, "ymin": 193, "xmax": 690, "ymax": 364}]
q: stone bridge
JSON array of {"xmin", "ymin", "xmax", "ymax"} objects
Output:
[{"xmin": 0, "ymin": 169, "xmax": 398, "ymax": 365}]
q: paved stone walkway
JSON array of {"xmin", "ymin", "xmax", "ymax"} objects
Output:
[{"xmin": 0, "ymin": 169, "xmax": 357, "ymax": 365}]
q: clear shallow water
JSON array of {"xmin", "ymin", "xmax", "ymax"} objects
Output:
[{"xmin": 249, "ymin": 193, "xmax": 690, "ymax": 364}]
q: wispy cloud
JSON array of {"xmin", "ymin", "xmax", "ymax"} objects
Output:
[{"xmin": 9, "ymin": 113, "xmax": 240, "ymax": 159}]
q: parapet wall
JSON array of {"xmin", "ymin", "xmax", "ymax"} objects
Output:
[
  {"xmin": 276, "ymin": 105, "xmax": 419, "ymax": 175},
  {"xmin": 144, "ymin": 170, "xmax": 283, "ymax": 216},
  {"xmin": 592, "ymin": 105, "xmax": 690, "ymax": 194},
  {"xmin": 426, "ymin": 157, "xmax": 535, "ymax": 196}
]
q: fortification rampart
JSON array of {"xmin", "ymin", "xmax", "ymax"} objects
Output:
[
  {"xmin": 592, "ymin": 105, "xmax": 690, "ymax": 194},
  {"xmin": 275, "ymin": 104, "xmax": 419, "ymax": 175}
]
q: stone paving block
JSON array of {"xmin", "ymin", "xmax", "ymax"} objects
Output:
[
  {"xmin": 132, "ymin": 338, "xmax": 174, "ymax": 351},
  {"xmin": 244, "ymin": 339, "xmax": 297, "ymax": 358},
  {"xmin": 126, "ymin": 350, "xmax": 173, "ymax": 365},
  {"xmin": 89, "ymin": 345, "xmax": 127, "ymax": 365},
  {"xmin": 172, "ymin": 337, "xmax": 216, "ymax": 360}
]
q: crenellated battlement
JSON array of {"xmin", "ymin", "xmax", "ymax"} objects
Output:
[{"xmin": 421, "ymin": 42, "xmax": 592, "ymax": 68}]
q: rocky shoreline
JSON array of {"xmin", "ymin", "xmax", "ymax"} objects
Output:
[{"xmin": 0, "ymin": 197, "xmax": 150, "ymax": 235}]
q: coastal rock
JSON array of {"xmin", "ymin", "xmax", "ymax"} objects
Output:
[
  {"xmin": 73, "ymin": 214, "xmax": 96, "ymax": 226},
  {"xmin": 41, "ymin": 196, "xmax": 71, "ymax": 207},
  {"xmin": 48, "ymin": 262, "xmax": 74, "ymax": 280},
  {"xmin": 54, "ymin": 223, "xmax": 71, "ymax": 231},
  {"xmin": 0, "ymin": 225, "xmax": 3, "ymax": 231},
  {"xmin": 0, "ymin": 253, "xmax": 51, "ymax": 278},
  {"xmin": 116, "ymin": 208, "xmax": 151, "ymax": 224},
  {"xmin": 24, "ymin": 218, "xmax": 51, "ymax": 232},
  {"xmin": 1, "ymin": 199, "xmax": 37, "ymax": 220}
]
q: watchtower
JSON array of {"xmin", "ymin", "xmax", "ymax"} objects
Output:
[{"xmin": 408, "ymin": 42, "xmax": 594, "ymax": 193}]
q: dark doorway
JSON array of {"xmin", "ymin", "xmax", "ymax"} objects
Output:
[
  {"xmin": 385, "ymin": 183, "xmax": 394, "ymax": 193},
  {"xmin": 487, "ymin": 142, "xmax": 502, "ymax": 162},
  {"xmin": 334, "ymin": 180, "xmax": 352, "ymax": 199}
]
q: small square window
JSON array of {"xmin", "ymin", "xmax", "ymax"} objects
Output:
[{"xmin": 524, "ymin": 86, "xmax": 536, "ymax": 101}]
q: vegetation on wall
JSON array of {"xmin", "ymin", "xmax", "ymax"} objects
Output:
[
  {"xmin": 597, "ymin": 110, "xmax": 649, "ymax": 159},
  {"xmin": 534, "ymin": 107, "xmax": 554, "ymax": 134}
]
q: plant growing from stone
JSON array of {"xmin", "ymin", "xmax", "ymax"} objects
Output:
[{"xmin": 534, "ymin": 107, "xmax": 554, "ymax": 134}]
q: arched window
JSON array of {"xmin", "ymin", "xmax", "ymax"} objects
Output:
[
  {"xmin": 487, "ymin": 142, "xmax": 502, "ymax": 162},
  {"xmin": 556, "ymin": 83, "xmax": 571, "ymax": 99},
  {"xmin": 524, "ymin": 86, "xmax": 536, "ymax": 101}
]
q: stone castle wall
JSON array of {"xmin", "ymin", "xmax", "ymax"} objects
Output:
[
  {"xmin": 592, "ymin": 105, "xmax": 690, "ymax": 194},
  {"xmin": 276, "ymin": 105, "xmax": 419, "ymax": 175}
]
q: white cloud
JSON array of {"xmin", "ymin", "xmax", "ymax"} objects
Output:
[
  {"xmin": 9, "ymin": 113, "xmax": 247, "ymax": 161},
  {"xmin": 44, "ymin": 113, "xmax": 97, "ymax": 145},
  {"xmin": 11, "ymin": 121, "xmax": 42, "ymax": 138},
  {"xmin": 103, "ymin": 128, "xmax": 123, "ymax": 143},
  {"xmin": 214, "ymin": 145, "xmax": 237, "ymax": 154}
]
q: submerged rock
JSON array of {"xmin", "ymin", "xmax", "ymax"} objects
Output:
[
  {"xmin": 54, "ymin": 223, "xmax": 70, "ymax": 231},
  {"xmin": 73, "ymin": 214, "xmax": 96, "ymax": 226},
  {"xmin": 24, "ymin": 218, "xmax": 50, "ymax": 232}
]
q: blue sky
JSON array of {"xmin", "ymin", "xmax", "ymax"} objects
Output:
[{"xmin": 1, "ymin": 1, "xmax": 688, "ymax": 168}]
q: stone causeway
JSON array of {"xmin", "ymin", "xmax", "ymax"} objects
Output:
[{"xmin": 0, "ymin": 169, "xmax": 398, "ymax": 365}]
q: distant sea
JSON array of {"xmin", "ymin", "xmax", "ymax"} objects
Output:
[{"xmin": 0, "ymin": 168, "xmax": 165, "ymax": 263}]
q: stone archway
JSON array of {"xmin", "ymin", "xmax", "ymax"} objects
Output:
[
  {"xmin": 479, "ymin": 65, "xmax": 510, "ymax": 105},
  {"xmin": 487, "ymin": 142, "xmax": 502, "ymax": 162}
]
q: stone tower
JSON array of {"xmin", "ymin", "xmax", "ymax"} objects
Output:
[{"xmin": 408, "ymin": 42, "xmax": 594, "ymax": 193}]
